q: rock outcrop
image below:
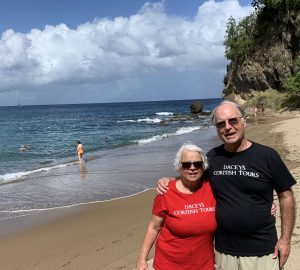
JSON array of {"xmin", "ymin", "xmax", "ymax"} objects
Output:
[
  {"xmin": 190, "ymin": 101, "xmax": 211, "ymax": 115},
  {"xmin": 190, "ymin": 101, "xmax": 204, "ymax": 114},
  {"xmin": 223, "ymin": 9, "xmax": 300, "ymax": 103}
]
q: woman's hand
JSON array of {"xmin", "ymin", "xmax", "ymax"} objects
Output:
[
  {"xmin": 271, "ymin": 202, "xmax": 277, "ymax": 216},
  {"xmin": 135, "ymin": 260, "xmax": 148, "ymax": 270}
]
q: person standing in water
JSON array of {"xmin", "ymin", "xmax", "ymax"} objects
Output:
[{"xmin": 76, "ymin": 140, "xmax": 84, "ymax": 164}]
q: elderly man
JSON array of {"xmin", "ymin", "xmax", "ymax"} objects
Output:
[{"xmin": 157, "ymin": 101, "xmax": 296, "ymax": 270}]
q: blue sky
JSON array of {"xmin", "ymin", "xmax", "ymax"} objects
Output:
[{"xmin": 0, "ymin": 0, "xmax": 253, "ymax": 105}]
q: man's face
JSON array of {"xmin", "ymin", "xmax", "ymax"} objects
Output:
[{"xmin": 214, "ymin": 104, "xmax": 246, "ymax": 146}]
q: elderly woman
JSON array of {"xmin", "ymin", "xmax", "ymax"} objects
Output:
[{"xmin": 136, "ymin": 142, "xmax": 216, "ymax": 270}]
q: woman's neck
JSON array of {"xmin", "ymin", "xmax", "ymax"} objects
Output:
[{"xmin": 177, "ymin": 178, "xmax": 202, "ymax": 194}]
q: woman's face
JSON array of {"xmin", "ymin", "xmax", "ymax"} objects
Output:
[{"xmin": 180, "ymin": 150, "xmax": 204, "ymax": 182}]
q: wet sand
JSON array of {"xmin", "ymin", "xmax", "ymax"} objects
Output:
[{"xmin": 0, "ymin": 113, "xmax": 299, "ymax": 270}]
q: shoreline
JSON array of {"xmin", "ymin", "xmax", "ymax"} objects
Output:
[
  {"xmin": 0, "ymin": 113, "xmax": 299, "ymax": 270},
  {"xmin": 0, "ymin": 188, "xmax": 157, "ymax": 270},
  {"xmin": 0, "ymin": 125, "xmax": 218, "ymax": 221},
  {"xmin": 0, "ymin": 188, "xmax": 156, "ymax": 240}
]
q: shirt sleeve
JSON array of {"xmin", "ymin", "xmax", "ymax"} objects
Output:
[
  {"xmin": 271, "ymin": 150, "xmax": 297, "ymax": 192},
  {"xmin": 152, "ymin": 194, "xmax": 168, "ymax": 218}
]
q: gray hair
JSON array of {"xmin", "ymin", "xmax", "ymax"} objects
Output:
[
  {"xmin": 173, "ymin": 142, "xmax": 209, "ymax": 172},
  {"xmin": 210, "ymin": 100, "xmax": 245, "ymax": 124}
]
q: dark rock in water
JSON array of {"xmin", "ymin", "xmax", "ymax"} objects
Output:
[
  {"xmin": 190, "ymin": 101, "xmax": 204, "ymax": 114},
  {"xmin": 159, "ymin": 111, "xmax": 211, "ymax": 126}
]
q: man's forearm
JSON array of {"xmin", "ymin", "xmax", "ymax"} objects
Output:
[{"xmin": 278, "ymin": 189, "xmax": 296, "ymax": 241}]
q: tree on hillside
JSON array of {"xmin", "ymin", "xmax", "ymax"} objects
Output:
[
  {"xmin": 284, "ymin": 58, "xmax": 300, "ymax": 94},
  {"xmin": 224, "ymin": 15, "xmax": 256, "ymax": 62}
]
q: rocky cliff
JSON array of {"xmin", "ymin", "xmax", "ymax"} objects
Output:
[{"xmin": 223, "ymin": 6, "xmax": 300, "ymax": 103}]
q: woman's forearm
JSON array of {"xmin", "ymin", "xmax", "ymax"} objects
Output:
[{"xmin": 136, "ymin": 215, "xmax": 163, "ymax": 269}]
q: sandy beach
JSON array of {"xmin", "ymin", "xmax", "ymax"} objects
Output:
[{"xmin": 0, "ymin": 112, "xmax": 299, "ymax": 270}]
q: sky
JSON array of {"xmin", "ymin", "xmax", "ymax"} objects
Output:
[{"xmin": 0, "ymin": 0, "xmax": 253, "ymax": 106}]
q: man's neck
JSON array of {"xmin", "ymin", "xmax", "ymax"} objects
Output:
[{"xmin": 224, "ymin": 139, "xmax": 252, "ymax": 152}]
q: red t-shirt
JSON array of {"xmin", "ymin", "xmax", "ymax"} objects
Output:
[{"xmin": 152, "ymin": 179, "xmax": 216, "ymax": 270}]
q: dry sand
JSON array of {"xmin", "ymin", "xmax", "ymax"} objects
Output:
[{"xmin": 0, "ymin": 113, "xmax": 299, "ymax": 270}]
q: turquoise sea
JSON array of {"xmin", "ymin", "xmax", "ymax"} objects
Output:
[{"xmin": 0, "ymin": 99, "xmax": 222, "ymax": 221}]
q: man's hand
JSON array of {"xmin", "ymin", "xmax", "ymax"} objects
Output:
[
  {"xmin": 273, "ymin": 238, "xmax": 291, "ymax": 268},
  {"xmin": 273, "ymin": 189, "xmax": 295, "ymax": 269},
  {"xmin": 156, "ymin": 177, "xmax": 175, "ymax": 195}
]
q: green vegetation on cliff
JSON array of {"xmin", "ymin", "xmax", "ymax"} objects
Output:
[
  {"xmin": 283, "ymin": 58, "xmax": 300, "ymax": 94},
  {"xmin": 224, "ymin": 15, "xmax": 256, "ymax": 62},
  {"xmin": 225, "ymin": 0, "xmax": 300, "ymax": 55},
  {"xmin": 224, "ymin": 0, "xmax": 300, "ymax": 108}
]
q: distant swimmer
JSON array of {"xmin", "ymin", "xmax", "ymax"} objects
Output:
[
  {"xmin": 76, "ymin": 140, "xmax": 84, "ymax": 164},
  {"xmin": 19, "ymin": 144, "xmax": 27, "ymax": 151},
  {"xmin": 19, "ymin": 144, "xmax": 31, "ymax": 152}
]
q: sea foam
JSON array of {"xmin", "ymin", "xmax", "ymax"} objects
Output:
[
  {"xmin": 0, "ymin": 163, "xmax": 73, "ymax": 184},
  {"xmin": 136, "ymin": 126, "xmax": 201, "ymax": 144}
]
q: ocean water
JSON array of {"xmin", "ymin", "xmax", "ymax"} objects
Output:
[{"xmin": 0, "ymin": 99, "xmax": 221, "ymax": 221}]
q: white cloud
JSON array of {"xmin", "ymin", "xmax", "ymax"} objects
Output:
[{"xmin": 0, "ymin": 0, "xmax": 252, "ymax": 104}]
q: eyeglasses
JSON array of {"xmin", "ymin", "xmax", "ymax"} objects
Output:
[
  {"xmin": 181, "ymin": 161, "xmax": 203, "ymax": 170},
  {"xmin": 215, "ymin": 117, "xmax": 243, "ymax": 129}
]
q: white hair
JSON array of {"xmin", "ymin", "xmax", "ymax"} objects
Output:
[
  {"xmin": 173, "ymin": 142, "xmax": 209, "ymax": 172},
  {"xmin": 210, "ymin": 100, "xmax": 245, "ymax": 124}
]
